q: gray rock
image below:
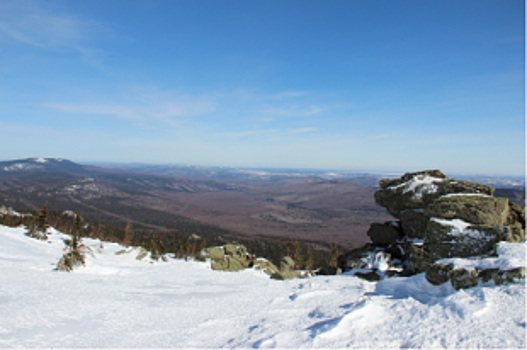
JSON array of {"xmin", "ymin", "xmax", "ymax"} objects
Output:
[
  {"xmin": 449, "ymin": 269, "xmax": 479, "ymax": 290},
  {"xmin": 367, "ymin": 223, "xmax": 400, "ymax": 245},
  {"xmin": 317, "ymin": 266, "xmax": 342, "ymax": 276},
  {"xmin": 355, "ymin": 270, "xmax": 381, "ymax": 281},
  {"xmin": 399, "ymin": 210, "xmax": 429, "ymax": 239},
  {"xmin": 375, "ymin": 170, "xmax": 495, "ymax": 219},
  {"xmin": 426, "ymin": 195, "xmax": 509, "ymax": 226}
]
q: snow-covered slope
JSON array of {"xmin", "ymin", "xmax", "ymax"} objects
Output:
[{"xmin": 0, "ymin": 225, "xmax": 525, "ymax": 348}]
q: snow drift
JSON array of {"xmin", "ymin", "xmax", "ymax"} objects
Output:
[{"xmin": 0, "ymin": 225, "xmax": 525, "ymax": 348}]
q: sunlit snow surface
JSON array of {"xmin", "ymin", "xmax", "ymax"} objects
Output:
[{"xmin": 0, "ymin": 225, "xmax": 525, "ymax": 348}]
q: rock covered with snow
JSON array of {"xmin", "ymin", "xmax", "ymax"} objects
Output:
[
  {"xmin": 375, "ymin": 170, "xmax": 494, "ymax": 218},
  {"xmin": 343, "ymin": 170, "xmax": 525, "ymax": 289}
]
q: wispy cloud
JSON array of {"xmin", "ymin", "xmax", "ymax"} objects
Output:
[
  {"xmin": 45, "ymin": 103, "xmax": 140, "ymax": 120},
  {"xmin": 288, "ymin": 127, "xmax": 317, "ymax": 135},
  {"xmin": 260, "ymin": 105, "xmax": 324, "ymax": 117},
  {"xmin": 223, "ymin": 129, "xmax": 280, "ymax": 138},
  {"xmin": 0, "ymin": 0, "xmax": 107, "ymax": 64},
  {"xmin": 44, "ymin": 88, "xmax": 218, "ymax": 127},
  {"xmin": 367, "ymin": 133, "xmax": 394, "ymax": 140},
  {"xmin": 269, "ymin": 91, "xmax": 309, "ymax": 99},
  {"xmin": 224, "ymin": 127, "xmax": 317, "ymax": 139}
]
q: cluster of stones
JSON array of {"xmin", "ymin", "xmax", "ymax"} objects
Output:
[
  {"xmin": 200, "ymin": 244, "xmax": 303, "ymax": 279},
  {"xmin": 342, "ymin": 170, "xmax": 525, "ymax": 289}
]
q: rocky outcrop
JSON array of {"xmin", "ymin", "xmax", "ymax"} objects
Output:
[
  {"xmin": 202, "ymin": 244, "xmax": 255, "ymax": 272},
  {"xmin": 343, "ymin": 170, "xmax": 525, "ymax": 289},
  {"xmin": 201, "ymin": 244, "xmax": 303, "ymax": 279}
]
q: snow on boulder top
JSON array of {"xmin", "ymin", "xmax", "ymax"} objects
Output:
[
  {"xmin": 440, "ymin": 192, "xmax": 492, "ymax": 198},
  {"xmin": 387, "ymin": 174, "xmax": 446, "ymax": 199},
  {"xmin": 374, "ymin": 170, "xmax": 497, "ymax": 219}
]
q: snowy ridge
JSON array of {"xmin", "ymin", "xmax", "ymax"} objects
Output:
[
  {"xmin": 0, "ymin": 225, "xmax": 525, "ymax": 348},
  {"xmin": 2, "ymin": 163, "xmax": 44, "ymax": 172}
]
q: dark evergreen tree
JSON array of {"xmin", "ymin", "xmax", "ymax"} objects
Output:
[
  {"xmin": 26, "ymin": 202, "xmax": 49, "ymax": 240},
  {"xmin": 287, "ymin": 238, "xmax": 295, "ymax": 257},
  {"xmin": 179, "ymin": 233, "xmax": 192, "ymax": 259},
  {"xmin": 57, "ymin": 212, "xmax": 90, "ymax": 272},
  {"xmin": 305, "ymin": 245, "xmax": 315, "ymax": 270},
  {"xmin": 123, "ymin": 222, "xmax": 134, "ymax": 247},
  {"xmin": 328, "ymin": 243, "xmax": 339, "ymax": 267},
  {"xmin": 197, "ymin": 238, "xmax": 207, "ymax": 254},
  {"xmin": 149, "ymin": 239, "xmax": 160, "ymax": 261},
  {"xmin": 36, "ymin": 201, "xmax": 49, "ymax": 233},
  {"xmin": 293, "ymin": 240, "xmax": 304, "ymax": 269}
]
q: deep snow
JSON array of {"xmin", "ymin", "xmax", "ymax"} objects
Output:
[{"xmin": 0, "ymin": 225, "xmax": 525, "ymax": 348}]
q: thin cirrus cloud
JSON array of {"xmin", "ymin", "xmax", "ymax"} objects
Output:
[
  {"xmin": 260, "ymin": 105, "xmax": 324, "ymax": 117},
  {"xmin": 45, "ymin": 99, "xmax": 217, "ymax": 124},
  {"xmin": 269, "ymin": 91, "xmax": 310, "ymax": 100},
  {"xmin": 288, "ymin": 127, "xmax": 317, "ymax": 135},
  {"xmin": 0, "ymin": 0, "xmax": 106, "ymax": 64},
  {"xmin": 224, "ymin": 127, "xmax": 317, "ymax": 139},
  {"xmin": 44, "ymin": 87, "xmax": 219, "ymax": 124},
  {"xmin": 45, "ymin": 103, "xmax": 141, "ymax": 121}
]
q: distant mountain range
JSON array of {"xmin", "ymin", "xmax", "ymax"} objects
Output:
[
  {"xmin": 0, "ymin": 158, "xmax": 524, "ymax": 250},
  {"xmin": 0, "ymin": 158, "xmax": 391, "ymax": 249},
  {"xmin": 0, "ymin": 158, "xmax": 88, "ymax": 176}
]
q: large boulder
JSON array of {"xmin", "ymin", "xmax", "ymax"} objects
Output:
[
  {"xmin": 204, "ymin": 246, "xmax": 303, "ymax": 279},
  {"xmin": 426, "ymin": 195, "xmax": 509, "ymax": 226},
  {"xmin": 424, "ymin": 218, "xmax": 511, "ymax": 260},
  {"xmin": 344, "ymin": 170, "xmax": 525, "ymax": 289},
  {"xmin": 375, "ymin": 170, "xmax": 494, "ymax": 219},
  {"xmin": 426, "ymin": 263, "xmax": 525, "ymax": 290},
  {"xmin": 204, "ymin": 245, "xmax": 255, "ymax": 272}
]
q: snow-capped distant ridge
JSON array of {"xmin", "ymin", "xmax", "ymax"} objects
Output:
[
  {"xmin": 0, "ymin": 157, "xmax": 86, "ymax": 175},
  {"xmin": 33, "ymin": 157, "xmax": 48, "ymax": 164},
  {"xmin": 31, "ymin": 157, "xmax": 65, "ymax": 164}
]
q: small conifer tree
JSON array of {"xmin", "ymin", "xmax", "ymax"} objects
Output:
[
  {"xmin": 57, "ymin": 212, "xmax": 90, "ymax": 272},
  {"xmin": 157, "ymin": 234, "xmax": 168, "ymax": 261},
  {"xmin": 328, "ymin": 243, "xmax": 339, "ymax": 268},
  {"xmin": 305, "ymin": 245, "xmax": 315, "ymax": 270},
  {"xmin": 150, "ymin": 239, "xmax": 160, "ymax": 261},
  {"xmin": 180, "ymin": 233, "xmax": 191, "ymax": 259},
  {"xmin": 197, "ymin": 238, "xmax": 207, "ymax": 254},
  {"xmin": 287, "ymin": 238, "xmax": 295, "ymax": 257},
  {"xmin": 36, "ymin": 201, "xmax": 49, "ymax": 232},
  {"xmin": 26, "ymin": 202, "xmax": 49, "ymax": 240},
  {"xmin": 293, "ymin": 240, "xmax": 304, "ymax": 269},
  {"xmin": 123, "ymin": 222, "xmax": 134, "ymax": 247}
]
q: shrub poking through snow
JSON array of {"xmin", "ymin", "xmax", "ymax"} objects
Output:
[
  {"xmin": 57, "ymin": 212, "xmax": 91, "ymax": 272},
  {"xmin": 25, "ymin": 202, "xmax": 49, "ymax": 240}
]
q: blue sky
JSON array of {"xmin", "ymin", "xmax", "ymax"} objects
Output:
[{"xmin": 0, "ymin": 0, "xmax": 524, "ymax": 176}]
